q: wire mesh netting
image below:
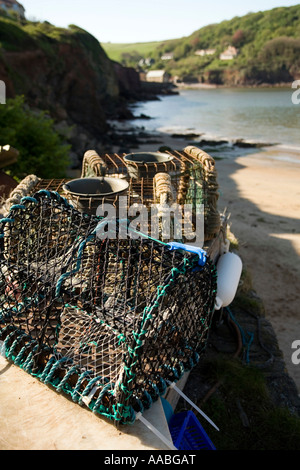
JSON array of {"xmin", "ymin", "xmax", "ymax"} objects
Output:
[{"xmin": 0, "ymin": 189, "xmax": 217, "ymax": 425}]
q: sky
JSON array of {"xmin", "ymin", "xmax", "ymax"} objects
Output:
[{"xmin": 19, "ymin": 0, "xmax": 300, "ymax": 44}]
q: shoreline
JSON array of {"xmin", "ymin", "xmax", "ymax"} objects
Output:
[
  {"xmin": 174, "ymin": 81, "xmax": 294, "ymax": 90},
  {"xmin": 108, "ymin": 118, "xmax": 300, "ymax": 158}
]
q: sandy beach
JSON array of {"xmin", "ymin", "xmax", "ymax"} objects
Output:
[{"xmin": 217, "ymin": 145, "xmax": 300, "ymax": 393}]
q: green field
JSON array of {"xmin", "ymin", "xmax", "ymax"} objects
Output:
[{"xmin": 101, "ymin": 40, "xmax": 165, "ymax": 62}]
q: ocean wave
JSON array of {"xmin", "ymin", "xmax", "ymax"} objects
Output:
[{"xmin": 272, "ymin": 143, "xmax": 300, "ymax": 153}]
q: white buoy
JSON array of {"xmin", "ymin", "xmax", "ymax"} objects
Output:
[
  {"xmin": 220, "ymin": 238, "xmax": 230, "ymax": 255},
  {"xmin": 215, "ymin": 252, "xmax": 242, "ymax": 310}
]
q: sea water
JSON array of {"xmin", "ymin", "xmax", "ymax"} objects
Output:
[{"xmin": 130, "ymin": 87, "xmax": 300, "ymax": 154}]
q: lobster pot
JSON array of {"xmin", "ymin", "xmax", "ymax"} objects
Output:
[
  {"xmin": 62, "ymin": 177, "xmax": 129, "ymax": 216},
  {"xmin": 123, "ymin": 152, "xmax": 175, "ymax": 179},
  {"xmin": 0, "ymin": 147, "xmax": 221, "ymax": 243},
  {"xmin": 0, "ymin": 190, "xmax": 217, "ymax": 425},
  {"xmin": 91, "ymin": 148, "xmax": 221, "ymax": 243}
]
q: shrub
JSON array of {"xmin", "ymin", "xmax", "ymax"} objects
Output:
[{"xmin": 0, "ymin": 96, "xmax": 70, "ymax": 179}]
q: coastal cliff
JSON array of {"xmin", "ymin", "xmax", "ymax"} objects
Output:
[{"xmin": 0, "ymin": 15, "xmax": 146, "ymax": 167}]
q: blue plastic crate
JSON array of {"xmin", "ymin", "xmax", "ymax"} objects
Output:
[{"xmin": 169, "ymin": 410, "xmax": 216, "ymax": 450}]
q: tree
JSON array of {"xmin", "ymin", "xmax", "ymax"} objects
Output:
[
  {"xmin": 190, "ymin": 37, "xmax": 200, "ymax": 49},
  {"xmin": 232, "ymin": 29, "xmax": 245, "ymax": 47},
  {"xmin": 0, "ymin": 96, "xmax": 70, "ymax": 179}
]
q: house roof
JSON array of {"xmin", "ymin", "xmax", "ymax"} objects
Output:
[
  {"xmin": 146, "ymin": 70, "xmax": 167, "ymax": 77},
  {"xmin": 0, "ymin": 0, "xmax": 25, "ymax": 11},
  {"xmin": 223, "ymin": 46, "xmax": 238, "ymax": 54}
]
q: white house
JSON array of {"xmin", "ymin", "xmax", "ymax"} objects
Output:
[
  {"xmin": 146, "ymin": 70, "xmax": 170, "ymax": 83},
  {"xmin": 219, "ymin": 46, "xmax": 238, "ymax": 60},
  {"xmin": 139, "ymin": 58, "xmax": 155, "ymax": 67},
  {"xmin": 195, "ymin": 48, "xmax": 216, "ymax": 56},
  {"xmin": 0, "ymin": 0, "xmax": 25, "ymax": 18},
  {"xmin": 161, "ymin": 53, "xmax": 174, "ymax": 60}
]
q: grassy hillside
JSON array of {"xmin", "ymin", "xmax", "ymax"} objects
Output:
[
  {"xmin": 102, "ymin": 5, "xmax": 300, "ymax": 85},
  {"xmin": 102, "ymin": 40, "xmax": 162, "ymax": 63},
  {"xmin": 0, "ymin": 10, "xmax": 120, "ymax": 106}
]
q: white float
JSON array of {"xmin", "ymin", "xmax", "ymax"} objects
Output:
[{"xmin": 215, "ymin": 252, "xmax": 243, "ymax": 310}]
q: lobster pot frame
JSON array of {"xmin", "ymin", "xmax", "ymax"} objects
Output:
[
  {"xmin": 0, "ymin": 190, "xmax": 217, "ymax": 425},
  {"xmin": 68, "ymin": 147, "xmax": 220, "ymax": 242},
  {"xmin": 95, "ymin": 147, "xmax": 221, "ymax": 242},
  {"xmin": 0, "ymin": 147, "xmax": 221, "ymax": 243}
]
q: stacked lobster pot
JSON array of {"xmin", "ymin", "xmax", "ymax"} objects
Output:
[
  {"xmin": 62, "ymin": 147, "xmax": 222, "ymax": 245},
  {"xmin": 0, "ymin": 146, "xmax": 239, "ymax": 427}
]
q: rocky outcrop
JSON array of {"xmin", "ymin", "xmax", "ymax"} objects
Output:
[
  {"xmin": 0, "ymin": 28, "xmax": 120, "ymax": 135},
  {"xmin": 113, "ymin": 61, "xmax": 142, "ymax": 100},
  {"xmin": 0, "ymin": 21, "xmax": 149, "ymax": 166}
]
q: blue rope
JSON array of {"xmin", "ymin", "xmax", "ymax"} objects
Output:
[
  {"xmin": 71, "ymin": 371, "xmax": 91, "ymax": 403},
  {"xmin": 36, "ymin": 190, "xmax": 51, "ymax": 198},
  {"xmin": 20, "ymin": 196, "xmax": 38, "ymax": 204},
  {"xmin": 245, "ymin": 331, "xmax": 254, "ymax": 364},
  {"xmin": 40, "ymin": 356, "xmax": 56, "ymax": 382},
  {"xmin": 55, "ymin": 234, "xmax": 95, "ymax": 296},
  {"xmin": 0, "ymin": 218, "xmax": 15, "ymax": 224},
  {"xmin": 79, "ymin": 376, "xmax": 106, "ymax": 405},
  {"xmin": 0, "ymin": 339, "xmax": 6, "ymax": 357},
  {"xmin": 226, "ymin": 306, "xmax": 254, "ymax": 364},
  {"xmin": 42, "ymin": 357, "xmax": 70, "ymax": 385},
  {"xmin": 14, "ymin": 341, "xmax": 36, "ymax": 366},
  {"xmin": 56, "ymin": 365, "xmax": 78, "ymax": 393},
  {"xmin": 9, "ymin": 204, "xmax": 26, "ymax": 211},
  {"xmin": 142, "ymin": 389, "xmax": 153, "ymax": 409},
  {"xmin": 23, "ymin": 346, "xmax": 38, "ymax": 373},
  {"xmin": 6, "ymin": 337, "xmax": 21, "ymax": 360}
]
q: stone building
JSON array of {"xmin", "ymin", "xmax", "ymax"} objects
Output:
[
  {"xmin": 0, "ymin": 0, "xmax": 25, "ymax": 18},
  {"xmin": 219, "ymin": 45, "xmax": 238, "ymax": 60},
  {"xmin": 146, "ymin": 70, "xmax": 170, "ymax": 83}
]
